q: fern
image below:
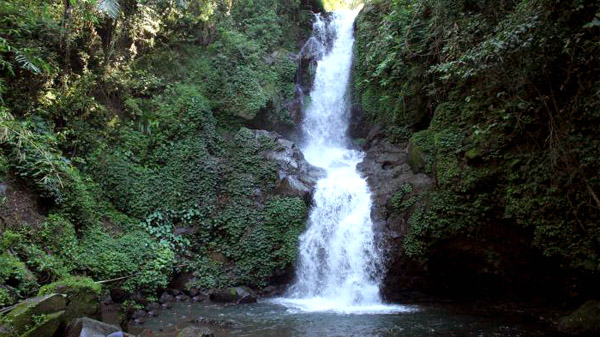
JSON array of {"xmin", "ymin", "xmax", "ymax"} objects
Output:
[
  {"xmin": 14, "ymin": 52, "xmax": 41, "ymax": 74},
  {"xmin": 97, "ymin": 0, "xmax": 120, "ymax": 19},
  {"xmin": 0, "ymin": 78, "xmax": 5, "ymax": 103}
]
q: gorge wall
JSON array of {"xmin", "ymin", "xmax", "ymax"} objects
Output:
[
  {"xmin": 1, "ymin": 2, "xmax": 599, "ymax": 332},
  {"xmin": 352, "ymin": 0, "xmax": 600, "ymax": 307}
]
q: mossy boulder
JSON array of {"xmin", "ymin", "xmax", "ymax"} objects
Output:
[
  {"xmin": 559, "ymin": 301, "xmax": 600, "ymax": 335},
  {"xmin": 21, "ymin": 310, "xmax": 65, "ymax": 337},
  {"xmin": 38, "ymin": 277, "xmax": 101, "ymax": 322},
  {"xmin": 208, "ymin": 286, "xmax": 257, "ymax": 304},
  {"xmin": 0, "ymin": 294, "xmax": 66, "ymax": 335}
]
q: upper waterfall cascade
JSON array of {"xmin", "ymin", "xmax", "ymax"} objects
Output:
[{"xmin": 273, "ymin": 9, "xmax": 409, "ymax": 314}]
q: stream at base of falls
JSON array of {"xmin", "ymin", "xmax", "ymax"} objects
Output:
[{"xmin": 127, "ymin": 301, "xmax": 560, "ymax": 337}]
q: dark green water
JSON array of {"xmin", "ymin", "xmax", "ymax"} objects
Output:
[{"xmin": 127, "ymin": 301, "xmax": 560, "ymax": 337}]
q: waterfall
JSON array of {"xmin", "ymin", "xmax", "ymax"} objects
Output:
[{"xmin": 273, "ymin": 9, "xmax": 407, "ymax": 314}]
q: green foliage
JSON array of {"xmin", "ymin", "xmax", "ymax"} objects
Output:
[
  {"xmin": 357, "ymin": 0, "xmax": 600, "ymax": 272},
  {"xmin": 0, "ymin": 254, "xmax": 25, "ymax": 285},
  {"xmin": 123, "ymin": 247, "xmax": 175, "ymax": 294},
  {"xmin": 0, "ymin": 249, "xmax": 37, "ymax": 302},
  {"xmin": 77, "ymin": 227, "xmax": 150, "ymax": 279},
  {"xmin": 231, "ymin": 197, "xmax": 307, "ymax": 287},
  {"xmin": 203, "ymin": 0, "xmax": 300, "ymax": 121},
  {"xmin": 321, "ymin": 0, "xmax": 362, "ymax": 11},
  {"xmin": 0, "ymin": 287, "xmax": 13, "ymax": 308},
  {"xmin": 38, "ymin": 214, "xmax": 78, "ymax": 267},
  {"xmin": 186, "ymin": 256, "xmax": 231, "ymax": 290},
  {"xmin": 0, "ymin": 0, "xmax": 312, "ymax": 297}
]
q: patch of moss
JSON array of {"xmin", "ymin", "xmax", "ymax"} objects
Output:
[{"xmin": 38, "ymin": 276, "xmax": 101, "ymax": 298}]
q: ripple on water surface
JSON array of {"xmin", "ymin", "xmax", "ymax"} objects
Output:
[{"xmin": 127, "ymin": 301, "xmax": 559, "ymax": 337}]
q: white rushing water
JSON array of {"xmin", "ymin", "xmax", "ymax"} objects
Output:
[{"xmin": 273, "ymin": 9, "xmax": 411, "ymax": 315}]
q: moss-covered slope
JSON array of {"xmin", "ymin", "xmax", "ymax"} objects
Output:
[{"xmin": 354, "ymin": 0, "xmax": 600, "ymax": 301}]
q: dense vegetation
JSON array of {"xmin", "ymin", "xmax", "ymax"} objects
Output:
[
  {"xmin": 355, "ymin": 0, "xmax": 599, "ymax": 296},
  {"xmin": 0, "ymin": 0, "xmax": 315, "ymax": 307},
  {"xmin": 1, "ymin": 0, "xmax": 598, "ymax": 329}
]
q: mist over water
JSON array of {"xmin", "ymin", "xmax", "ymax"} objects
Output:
[{"xmin": 273, "ymin": 9, "xmax": 408, "ymax": 314}]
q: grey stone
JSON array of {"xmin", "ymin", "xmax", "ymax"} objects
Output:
[
  {"xmin": 66, "ymin": 317, "xmax": 132, "ymax": 337},
  {"xmin": 193, "ymin": 316, "xmax": 241, "ymax": 328},
  {"xmin": 132, "ymin": 309, "xmax": 146, "ymax": 319},
  {"xmin": 251, "ymin": 130, "xmax": 325, "ymax": 201},
  {"xmin": 175, "ymin": 294, "xmax": 189, "ymax": 301},
  {"xmin": 159, "ymin": 292, "xmax": 174, "ymax": 303},
  {"xmin": 145, "ymin": 302, "xmax": 160, "ymax": 311},
  {"xmin": 178, "ymin": 326, "xmax": 214, "ymax": 337}
]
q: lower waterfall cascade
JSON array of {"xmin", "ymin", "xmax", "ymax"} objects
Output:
[{"xmin": 272, "ymin": 8, "xmax": 411, "ymax": 314}]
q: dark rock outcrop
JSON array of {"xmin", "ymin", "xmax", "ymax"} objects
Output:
[
  {"xmin": 251, "ymin": 130, "xmax": 325, "ymax": 203},
  {"xmin": 357, "ymin": 127, "xmax": 433, "ymax": 301}
]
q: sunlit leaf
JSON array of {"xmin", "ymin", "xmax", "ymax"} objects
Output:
[{"xmin": 97, "ymin": 0, "xmax": 120, "ymax": 19}]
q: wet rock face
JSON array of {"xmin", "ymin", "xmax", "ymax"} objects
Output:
[
  {"xmin": 357, "ymin": 127, "xmax": 433, "ymax": 301},
  {"xmin": 251, "ymin": 129, "xmax": 325, "ymax": 203}
]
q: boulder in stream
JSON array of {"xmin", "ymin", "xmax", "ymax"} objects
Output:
[
  {"xmin": 208, "ymin": 286, "xmax": 257, "ymax": 304},
  {"xmin": 178, "ymin": 326, "xmax": 214, "ymax": 337},
  {"xmin": 193, "ymin": 316, "xmax": 241, "ymax": 328},
  {"xmin": 159, "ymin": 292, "xmax": 175, "ymax": 303},
  {"xmin": 66, "ymin": 317, "xmax": 133, "ymax": 337}
]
